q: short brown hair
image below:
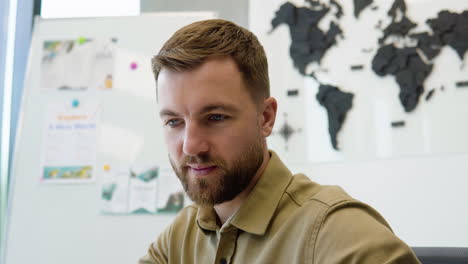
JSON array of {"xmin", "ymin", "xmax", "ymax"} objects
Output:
[{"xmin": 152, "ymin": 19, "xmax": 269, "ymax": 103}]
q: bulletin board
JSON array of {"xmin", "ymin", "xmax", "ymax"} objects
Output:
[{"xmin": 4, "ymin": 12, "xmax": 215, "ymax": 264}]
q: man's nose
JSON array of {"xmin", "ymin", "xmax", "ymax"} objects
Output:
[{"xmin": 182, "ymin": 122, "xmax": 209, "ymax": 156}]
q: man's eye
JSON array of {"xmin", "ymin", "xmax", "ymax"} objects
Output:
[
  {"xmin": 208, "ymin": 114, "xmax": 226, "ymax": 122},
  {"xmin": 166, "ymin": 119, "xmax": 181, "ymax": 127}
]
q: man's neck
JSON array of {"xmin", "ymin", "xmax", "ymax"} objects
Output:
[{"xmin": 214, "ymin": 150, "xmax": 271, "ymax": 225}]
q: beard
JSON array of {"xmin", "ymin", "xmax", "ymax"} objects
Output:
[{"xmin": 169, "ymin": 136, "xmax": 264, "ymax": 206}]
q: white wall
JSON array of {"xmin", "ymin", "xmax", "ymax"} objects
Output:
[{"xmin": 141, "ymin": 0, "xmax": 249, "ymax": 28}]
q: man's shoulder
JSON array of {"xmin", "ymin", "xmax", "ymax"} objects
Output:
[
  {"xmin": 286, "ymin": 173, "xmax": 355, "ymax": 209},
  {"xmin": 159, "ymin": 205, "xmax": 201, "ymax": 239},
  {"xmin": 173, "ymin": 204, "xmax": 199, "ymax": 222},
  {"xmin": 284, "ymin": 173, "xmax": 392, "ymax": 231}
]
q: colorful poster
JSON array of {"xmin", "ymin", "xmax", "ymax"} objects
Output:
[
  {"xmin": 41, "ymin": 100, "xmax": 100, "ymax": 183},
  {"xmin": 40, "ymin": 38, "xmax": 116, "ymax": 91}
]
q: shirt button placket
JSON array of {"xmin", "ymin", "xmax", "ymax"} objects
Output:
[{"xmin": 214, "ymin": 227, "xmax": 238, "ymax": 264}]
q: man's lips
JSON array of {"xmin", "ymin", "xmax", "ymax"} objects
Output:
[{"xmin": 186, "ymin": 164, "xmax": 217, "ymax": 176}]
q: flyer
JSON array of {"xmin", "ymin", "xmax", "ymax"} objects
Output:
[
  {"xmin": 41, "ymin": 100, "xmax": 100, "ymax": 183},
  {"xmin": 101, "ymin": 165, "xmax": 130, "ymax": 214},
  {"xmin": 157, "ymin": 167, "xmax": 186, "ymax": 213},
  {"xmin": 127, "ymin": 166, "xmax": 159, "ymax": 214},
  {"xmin": 40, "ymin": 38, "xmax": 116, "ymax": 91}
]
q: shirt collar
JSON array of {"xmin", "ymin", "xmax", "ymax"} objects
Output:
[
  {"xmin": 196, "ymin": 151, "xmax": 293, "ymax": 235},
  {"xmin": 196, "ymin": 205, "xmax": 218, "ymax": 231}
]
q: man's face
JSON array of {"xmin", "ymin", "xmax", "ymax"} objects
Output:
[{"xmin": 158, "ymin": 57, "xmax": 265, "ymax": 206}]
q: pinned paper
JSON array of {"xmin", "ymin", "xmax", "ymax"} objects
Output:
[
  {"xmin": 41, "ymin": 38, "xmax": 116, "ymax": 91},
  {"xmin": 40, "ymin": 100, "xmax": 100, "ymax": 183},
  {"xmin": 101, "ymin": 165, "xmax": 131, "ymax": 214}
]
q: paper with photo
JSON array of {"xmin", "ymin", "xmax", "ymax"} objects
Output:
[
  {"xmin": 40, "ymin": 38, "xmax": 116, "ymax": 91},
  {"xmin": 127, "ymin": 165, "xmax": 159, "ymax": 214},
  {"xmin": 101, "ymin": 165, "xmax": 130, "ymax": 214},
  {"xmin": 98, "ymin": 165, "xmax": 186, "ymax": 214},
  {"xmin": 157, "ymin": 167, "xmax": 186, "ymax": 213},
  {"xmin": 41, "ymin": 100, "xmax": 100, "ymax": 183}
]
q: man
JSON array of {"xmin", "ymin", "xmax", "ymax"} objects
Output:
[{"xmin": 140, "ymin": 19, "xmax": 421, "ymax": 264}]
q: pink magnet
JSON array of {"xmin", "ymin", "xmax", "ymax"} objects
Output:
[{"xmin": 130, "ymin": 62, "xmax": 138, "ymax": 70}]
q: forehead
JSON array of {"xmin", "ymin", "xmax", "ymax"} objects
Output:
[{"xmin": 157, "ymin": 57, "xmax": 255, "ymax": 113}]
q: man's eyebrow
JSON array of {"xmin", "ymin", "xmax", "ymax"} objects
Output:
[
  {"xmin": 199, "ymin": 104, "xmax": 240, "ymax": 114},
  {"xmin": 159, "ymin": 109, "xmax": 179, "ymax": 118},
  {"xmin": 159, "ymin": 104, "xmax": 240, "ymax": 118}
]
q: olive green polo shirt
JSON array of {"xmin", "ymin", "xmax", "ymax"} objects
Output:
[{"xmin": 139, "ymin": 152, "xmax": 421, "ymax": 264}]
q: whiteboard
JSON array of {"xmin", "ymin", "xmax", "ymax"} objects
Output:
[{"xmin": 4, "ymin": 12, "xmax": 215, "ymax": 264}]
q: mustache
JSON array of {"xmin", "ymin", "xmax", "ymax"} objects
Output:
[
  {"xmin": 181, "ymin": 153, "xmax": 225, "ymax": 168},
  {"xmin": 183, "ymin": 153, "xmax": 211, "ymax": 164}
]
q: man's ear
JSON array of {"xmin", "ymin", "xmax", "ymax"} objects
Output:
[{"xmin": 260, "ymin": 97, "xmax": 278, "ymax": 137}]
